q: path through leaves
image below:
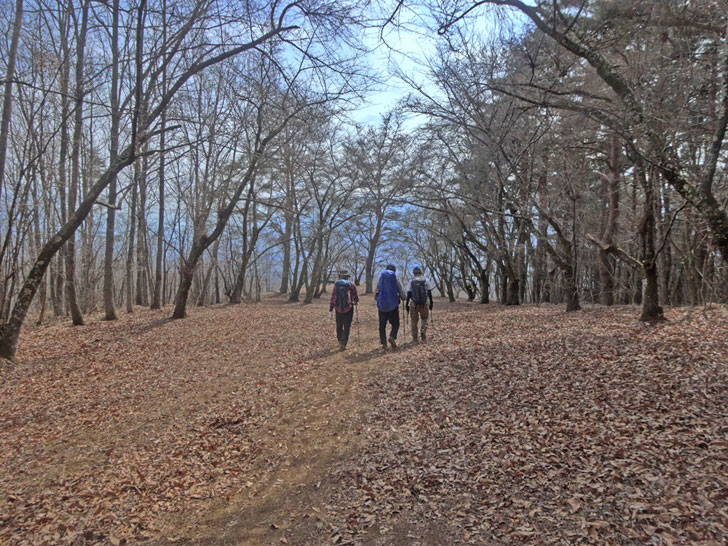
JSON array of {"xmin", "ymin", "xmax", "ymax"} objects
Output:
[{"xmin": 1, "ymin": 297, "xmax": 726, "ymax": 545}]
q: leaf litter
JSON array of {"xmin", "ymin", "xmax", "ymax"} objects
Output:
[{"xmin": 0, "ymin": 298, "xmax": 726, "ymax": 545}]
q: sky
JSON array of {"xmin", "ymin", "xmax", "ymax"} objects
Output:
[{"xmin": 350, "ymin": 5, "xmax": 440, "ymax": 126}]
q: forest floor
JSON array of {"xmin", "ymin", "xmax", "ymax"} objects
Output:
[{"xmin": 0, "ymin": 295, "xmax": 727, "ymax": 545}]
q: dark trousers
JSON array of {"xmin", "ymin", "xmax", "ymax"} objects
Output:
[
  {"xmin": 336, "ymin": 308, "xmax": 354, "ymax": 346},
  {"xmin": 378, "ymin": 308, "xmax": 400, "ymax": 345}
]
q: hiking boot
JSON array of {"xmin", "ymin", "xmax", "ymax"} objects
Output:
[
  {"xmin": 339, "ymin": 343, "xmax": 347, "ymax": 352},
  {"xmin": 421, "ymin": 331, "xmax": 427, "ymax": 342},
  {"xmin": 381, "ymin": 343, "xmax": 388, "ymax": 352},
  {"xmin": 389, "ymin": 337, "xmax": 397, "ymax": 350}
]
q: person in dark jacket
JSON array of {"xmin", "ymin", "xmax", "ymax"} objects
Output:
[
  {"xmin": 329, "ymin": 270, "xmax": 359, "ymax": 351},
  {"xmin": 375, "ymin": 264, "xmax": 405, "ymax": 350}
]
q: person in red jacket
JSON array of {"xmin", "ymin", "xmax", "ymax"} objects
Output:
[{"xmin": 329, "ymin": 270, "xmax": 359, "ymax": 351}]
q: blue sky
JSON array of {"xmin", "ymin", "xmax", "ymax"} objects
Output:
[{"xmin": 351, "ymin": 6, "xmax": 439, "ymax": 125}]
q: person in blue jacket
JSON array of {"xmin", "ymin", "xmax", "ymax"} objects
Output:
[{"xmin": 375, "ymin": 264, "xmax": 406, "ymax": 350}]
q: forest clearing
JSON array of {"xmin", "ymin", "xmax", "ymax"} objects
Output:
[
  {"xmin": 1, "ymin": 297, "xmax": 727, "ymax": 545},
  {"xmin": 2, "ymin": 0, "xmax": 728, "ymax": 544}
]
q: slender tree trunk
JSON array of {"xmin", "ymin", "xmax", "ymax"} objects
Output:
[
  {"xmin": 0, "ymin": 0, "xmax": 23, "ymax": 202},
  {"xmin": 506, "ymin": 276, "xmax": 519, "ymax": 305},
  {"xmin": 304, "ymin": 236, "xmax": 325, "ymax": 304},
  {"xmin": 197, "ymin": 239, "xmax": 219, "ymax": 306},
  {"xmin": 230, "ymin": 252, "xmax": 250, "ymax": 304},
  {"xmin": 32, "ymin": 179, "xmax": 45, "ymax": 325},
  {"xmin": 279, "ymin": 183, "xmax": 293, "ymax": 294},
  {"xmin": 66, "ymin": 0, "xmax": 90, "ymax": 327},
  {"xmin": 364, "ymin": 217, "xmax": 383, "ymax": 294},
  {"xmin": 126, "ymin": 158, "xmax": 139, "ymax": 313},
  {"xmin": 136, "ymin": 153, "xmax": 149, "ymax": 306},
  {"xmin": 599, "ymin": 133, "xmax": 620, "ymax": 306},
  {"xmin": 636, "ymin": 164, "xmax": 664, "ymax": 322},
  {"xmin": 151, "ymin": 0, "xmax": 167, "ymax": 310},
  {"xmin": 104, "ymin": 0, "xmax": 120, "ymax": 320},
  {"xmin": 659, "ymin": 180, "xmax": 672, "ymax": 305},
  {"xmin": 52, "ymin": 253, "xmax": 64, "ymax": 316}
]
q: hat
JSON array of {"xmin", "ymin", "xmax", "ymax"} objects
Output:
[
  {"xmin": 412, "ymin": 266, "xmax": 422, "ymax": 274},
  {"xmin": 386, "ymin": 264, "xmax": 396, "ymax": 272},
  {"xmin": 339, "ymin": 269, "xmax": 350, "ymax": 278}
]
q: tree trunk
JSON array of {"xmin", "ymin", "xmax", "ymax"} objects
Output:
[
  {"xmin": 230, "ymin": 252, "xmax": 250, "ymax": 304},
  {"xmin": 599, "ymin": 133, "xmax": 620, "ymax": 306},
  {"xmin": 640, "ymin": 260, "xmax": 663, "ymax": 322},
  {"xmin": 0, "ymin": 0, "xmax": 23, "ymax": 201},
  {"xmin": 564, "ymin": 265, "xmax": 581, "ymax": 312},
  {"xmin": 506, "ymin": 277, "xmax": 519, "ymax": 306},
  {"xmin": 173, "ymin": 253, "xmax": 202, "ymax": 319},
  {"xmin": 445, "ymin": 278, "xmax": 456, "ymax": 302},
  {"xmin": 151, "ymin": 0, "xmax": 167, "ymax": 310},
  {"xmin": 126, "ymin": 158, "xmax": 139, "ymax": 313},
  {"xmin": 364, "ymin": 217, "xmax": 383, "ymax": 294},
  {"xmin": 636, "ymin": 164, "xmax": 664, "ymax": 322},
  {"xmin": 304, "ymin": 235, "xmax": 325, "ymax": 304},
  {"xmin": 104, "ymin": 0, "xmax": 121, "ymax": 320},
  {"xmin": 478, "ymin": 267, "xmax": 489, "ymax": 304},
  {"xmin": 136, "ymin": 152, "xmax": 149, "ymax": 306},
  {"xmin": 51, "ymin": 253, "xmax": 64, "ymax": 316},
  {"xmin": 279, "ymin": 187, "xmax": 293, "ymax": 294},
  {"xmin": 66, "ymin": 0, "xmax": 90, "ymax": 327}
]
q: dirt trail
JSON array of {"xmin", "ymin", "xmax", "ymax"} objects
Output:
[
  {"xmin": 0, "ymin": 294, "xmax": 404, "ymax": 545},
  {"xmin": 5, "ymin": 300, "xmax": 725, "ymax": 545},
  {"xmin": 182, "ymin": 307, "xmax": 391, "ymax": 545}
]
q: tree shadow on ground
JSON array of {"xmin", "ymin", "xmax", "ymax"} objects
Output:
[{"xmin": 303, "ymin": 347, "xmax": 341, "ymax": 360}]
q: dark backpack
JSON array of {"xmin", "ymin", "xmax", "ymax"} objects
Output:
[
  {"xmin": 411, "ymin": 278, "xmax": 428, "ymax": 305},
  {"xmin": 334, "ymin": 280, "xmax": 352, "ymax": 312}
]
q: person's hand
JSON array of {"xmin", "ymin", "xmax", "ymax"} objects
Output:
[{"xmin": 329, "ymin": 311, "xmax": 333, "ymax": 319}]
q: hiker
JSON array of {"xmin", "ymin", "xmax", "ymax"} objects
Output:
[
  {"xmin": 406, "ymin": 266, "xmax": 434, "ymax": 342},
  {"xmin": 329, "ymin": 269, "xmax": 359, "ymax": 351},
  {"xmin": 375, "ymin": 264, "xmax": 405, "ymax": 350}
]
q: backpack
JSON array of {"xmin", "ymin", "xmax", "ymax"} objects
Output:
[
  {"xmin": 411, "ymin": 278, "xmax": 428, "ymax": 305},
  {"xmin": 377, "ymin": 270, "xmax": 400, "ymax": 312},
  {"xmin": 334, "ymin": 280, "xmax": 352, "ymax": 312}
]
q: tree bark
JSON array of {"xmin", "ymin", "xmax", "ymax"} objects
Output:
[
  {"xmin": 66, "ymin": 0, "xmax": 91, "ymax": 327},
  {"xmin": 103, "ymin": 0, "xmax": 121, "ymax": 320},
  {"xmin": 151, "ymin": 0, "xmax": 167, "ymax": 310},
  {"xmin": 364, "ymin": 217, "xmax": 383, "ymax": 294},
  {"xmin": 0, "ymin": 0, "xmax": 23, "ymax": 201},
  {"xmin": 599, "ymin": 133, "xmax": 620, "ymax": 305},
  {"xmin": 478, "ymin": 265, "xmax": 490, "ymax": 304},
  {"xmin": 126, "ymin": 158, "xmax": 139, "ymax": 313}
]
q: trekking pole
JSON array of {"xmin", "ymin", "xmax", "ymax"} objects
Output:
[
  {"xmin": 355, "ymin": 304, "xmax": 360, "ymax": 343},
  {"xmin": 402, "ymin": 304, "xmax": 406, "ymax": 337}
]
